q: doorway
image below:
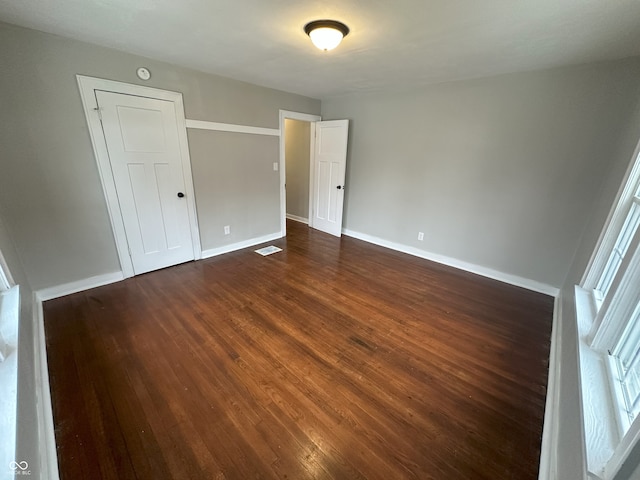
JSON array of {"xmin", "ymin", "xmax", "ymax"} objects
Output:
[
  {"xmin": 284, "ymin": 118, "xmax": 312, "ymax": 225},
  {"xmin": 77, "ymin": 76, "xmax": 202, "ymax": 278},
  {"xmin": 279, "ymin": 111, "xmax": 350, "ymax": 238},
  {"xmin": 279, "ymin": 111, "xmax": 320, "ymax": 236}
]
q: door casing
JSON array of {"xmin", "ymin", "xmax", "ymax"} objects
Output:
[
  {"xmin": 279, "ymin": 110, "xmax": 321, "ymax": 236},
  {"xmin": 77, "ymin": 75, "xmax": 202, "ymax": 278}
]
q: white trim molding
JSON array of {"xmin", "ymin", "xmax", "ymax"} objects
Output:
[
  {"xmin": 342, "ymin": 228, "xmax": 560, "ymax": 297},
  {"xmin": 538, "ymin": 296, "xmax": 562, "ymax": 480},
  {"xmin": 35, "ymin": 272, "xmax": 124, "ymax": 302},
  {"xmin": 575, "ymin": 286, "xmax": 617, "ymax": 477},
  {"xmin": 581, "ymin": 137, "xmax": 640, "ymax": 288},
  {"xmin": 286, "ymin": 214, "xmax": 309, "ymax": 224},
  {"xmin": 0, "ymin": 286, "xmax": 19, "ymax": 478},
  {"xmin": 185, "ymin": 119, "xmax": 280, "ymax": 137},
  {"xmin": 76, "ymin": 75, "xmax": 202, "ymax": 278},
  {"xmin": 33, "ymin": 295, "xmax": 60, "ymax": 480},
  {"xmin": 0, "ymin": 248, "xmax": 14, "ymax": 290},
  {"xmin": 31, "ymin": 269, "xmax": 125, "ymax": 480},
  {"xmin": 201, "ymin": 232, "xmax": 283, "ymax": 259}
]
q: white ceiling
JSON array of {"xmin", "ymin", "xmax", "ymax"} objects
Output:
[{"xmin": 1, "ymin": 0, "xmax": 640, "ymax": 99}]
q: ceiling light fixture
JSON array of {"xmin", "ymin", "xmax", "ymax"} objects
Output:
[{"xmin": 304, "ymin": 20, "xmax": 350, "ymax": 51}]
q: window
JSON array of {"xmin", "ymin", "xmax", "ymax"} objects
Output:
[
  {"xmin": 593, "ymin": 192, "xmax": 640, "ymax": 308},
  {"xmin": 584, "ymin": 151, "xmax": 640, "ymax": 429},
  {"xmin": 0, "ymin": 252, "xmax": 10, "ymax": 292},
  {"xmin": 581, "ymin": 140, "xmax": 640, "ymax": 476},
  {"xmin": 0, "ymin": 249, "xmax": 14, "ymax": 362},
  {"xmin": 612, "ymin": 301, "xmax": 640, "ymax": 425},
  {"xmin": 586, "ymin": 152, "xmax": 640, "ymax": 310},
  {"xmin": 0, "ymin": 248, "xmax": 18, "ymax": 474}
]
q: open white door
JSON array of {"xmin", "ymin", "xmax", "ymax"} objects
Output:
[
  {"xmin": 311, "ymin": 120, "xmax": 349, "ymax": 237},
  {"xmin": 97, "ymin": 90, "xmax": 195, "ymax": 275}
]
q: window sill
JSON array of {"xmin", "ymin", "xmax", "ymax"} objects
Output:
[
  {"xmin": 575, "ymin": 285, "xmax": 620, "ymax": 478},
  {"xmin": 0, "ymin": 286, "xmax": 19, "ymax": 479}
]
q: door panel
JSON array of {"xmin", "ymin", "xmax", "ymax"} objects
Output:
[
  {"xmin": 97, "ymin": 90, "xmax": 195, "ymax": 274},
  {"xmin": 317, "ymin": 161, "xmax": 330, "ymax": 220},
  {"xmin": 155, "ymin": 163, "xmax": 183, "ymax": 250},
  {"xmin": 118, "ymin": 106, "xmax": 166, "ymax": 152},
  {"xmin": 312, "ymin": 120, "xmax": 349, "ymax": 237}
]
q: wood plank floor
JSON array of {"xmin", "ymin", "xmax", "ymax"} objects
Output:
[{"xmin": 44, "ymin": 220, "xmax": 553, "ymax": 480}]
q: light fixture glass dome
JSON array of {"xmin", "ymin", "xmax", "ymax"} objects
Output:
[
  {"xmin": 304, "ymin": 20, "xmax": 350, "ymax": 51},
  {"xmin": 309, "ymin": 27, "xmax": 344, "ymax": 51}
]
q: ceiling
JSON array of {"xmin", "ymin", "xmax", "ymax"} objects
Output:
[{"xmin": 1, "ymin": 0, "xmax": 640, "ymax": 99}]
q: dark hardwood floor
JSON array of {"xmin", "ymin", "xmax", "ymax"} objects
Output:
[{"xmin": 44, "ymin": 220, "xmax": 553, "ymax": 479}]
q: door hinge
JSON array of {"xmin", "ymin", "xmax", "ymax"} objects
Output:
[{"xmin": 93, "ymin": 107, "xmax": 103, "ymax": 121}]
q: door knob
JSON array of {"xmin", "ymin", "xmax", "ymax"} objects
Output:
[{"xmin": 177, "ymin": 192, "xmax": 185, "ymax": 198}]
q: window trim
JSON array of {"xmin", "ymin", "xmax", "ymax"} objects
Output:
[
  {"xmin": 0, "ymin": 248, "xmax": 13, "ymax": 291},
  {"xmin": 583, "ymin": 136, "xmax": 640, "ymax": 353},
  {"xmin": 0, "ymin": 252, "xmax": 19, "ymax": 475},
  {"xmin": 0, "ymin": 248, "xmax": 15, "ymax": 362},
  {"xmin": 577, "ymin": 135, "xmax": 640, "ymax": 479},
  {"xmin": 589, "ymin": 232, "xmax": 640, "ymax": 351},
  {"xmin": 604, "ymin": 413, "xmax": 640, "ymax": 480},
  {"xmin": 582, "ymin": 138, "xmax": 640, "ymax": 290}
]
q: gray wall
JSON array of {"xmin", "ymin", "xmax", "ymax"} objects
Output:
[
  {"xmin": 0, "ymin": 21, "xmax": 320, "ymax": 290},
  {"xmin": 322, "ymin": 57, "xmax": 640, "ymax": 288},
  {"xmin": 321, "ymin": 62, "xmax": 640, "ymax": 478},
  {"xmin": 284, "ymin": 119, "xmax": 311, "ymax": 220},
  {"xmin": 188, "ymin": 130, "xmax": 280, "ymax": 249},
  {"xmin": 0, "ymin": 23, "xmax": 318, "ymax": 479}
]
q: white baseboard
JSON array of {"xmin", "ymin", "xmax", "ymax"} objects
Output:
[
  {"xmin": 34, "ymin": 272, "xmax": 124, "ymax": 302},
  {"xmin": 29, "ymin": 270, "xmax": 124, "ymax": 480},
  {"xmin": 32, "ymin": 295, "xmax": 59, "ymax": 480},
  {"xmin": 286, "ymin": 214, "xmax": 308, "ymax": 224},
  {"xmin": 201, "ymin": 232, "xmax": 283, "ymax": 259},
  {"xmin": 342, "ymin": 228, "xmax": 559, "ymax": 297},
  {"xmin": 538, "ymin": 295, "xmax": 562, "ymax": 480}
]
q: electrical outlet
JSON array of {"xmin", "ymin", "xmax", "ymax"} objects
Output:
[
  {"xmin": 224, "ymin": 225, "xmax": 230, "ymax": 235},
  {"xmin": 273, "ymin": 162, "xmax": 279, "ymax": 171},
  {"xmin": 418, "ymin": 232, "xmax": 424, "ymax": 241}
]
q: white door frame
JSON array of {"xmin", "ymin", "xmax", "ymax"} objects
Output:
[
  {"xmin": 279, "ymin": 110, "xmax": 321, "ymax": 236},
  {"xmin": 77, "ymin": 75, "xmax": 202, "ymax": 278}
]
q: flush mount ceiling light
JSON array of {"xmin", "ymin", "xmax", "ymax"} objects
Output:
[{"xmin": 304, "ymin": 20, "xmax": 350, "ymax": 51}]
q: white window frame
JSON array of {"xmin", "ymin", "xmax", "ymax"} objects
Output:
[
  {"xmin": 0, "ymin": 246, "xmax": 19, "ymax": 477},
  {"xmin": 583, "ymin": 138, "xmax": 640, "ymax": 286},
  {"xmin": 0, "ymin": 249, "xmax": 15, "ymax": 362},
  {"xmin": 0, "ymin": 248, "xmax": 13, "ymax": 292},
  {"xmin": 583, "ymin": 138, "xmax": 640, "ymax": 350},
  {"xmin": 589, "ymin": 232, "xmax": 640, "ymax": 351},
  {"xmin": 579, "ymin": 136, "xmax": 640, "ymax": 479}
]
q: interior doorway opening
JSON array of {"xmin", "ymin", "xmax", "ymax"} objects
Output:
[
  {"xmin": 284, "ymin": 118, "xmax": 313, "ymax": 226},
  {"xmin": 279, "ymin": 110, "xmax": 321, "ymax": 236},
  {"xmin": 279, "ymin": 110, "xmax": 350, "ymax": 238}
]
